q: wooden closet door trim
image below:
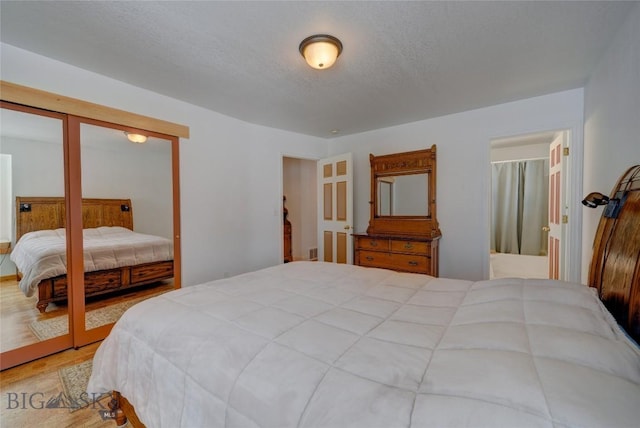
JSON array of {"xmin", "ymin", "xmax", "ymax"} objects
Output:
[
  {"xmin": 66, "ymin": 116, "xmax": 86, "ymax": 347},
  {"xmin": 1, "ymin": 81, "xmax": 189, "ymax": 138}
]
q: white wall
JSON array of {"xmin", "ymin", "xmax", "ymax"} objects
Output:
[
  {"xmin": 0, "ymin": 43, "xmax": 328, "ymax": 286},
  {"xmin": 583, "ymin": 3, "xmax": 640, "ymax": 283},
  {"xmin": 0, "ymin": 154, "xmax": 12, "ymax": 277},
  {"xmin": 328, "ymin": 89, "xmax": 584, "ymax": 281},
  {"xmin": 79, "ymin": 133, "xmax": 173, "ymax": 239},
  {"xmin": 0, "ymin": 154, "xmax": 11, "ymax": 243}
]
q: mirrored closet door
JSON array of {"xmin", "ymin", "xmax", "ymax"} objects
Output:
[
  {"xmin": 0, "ymin": 102, "xmax": 73, "ymax": 368},
  {"xmin": 74, "ymin": 118, "xmax": 179, "ymax": 346}
]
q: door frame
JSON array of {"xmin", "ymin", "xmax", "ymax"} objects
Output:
[
  {"xmin": 279, "ymin": 153, "xmax": 321, "ymax": 264},
  {"xmin": 487, "ymin": 125, "xmax": 583, "ymax": 283}
]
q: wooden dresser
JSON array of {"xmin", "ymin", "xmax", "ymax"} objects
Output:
[
  {"xmin": 354, "ymin": 234, "xmax": 439, "ymax": 276},
  {"xmin": 354, "ymin": 146, "xmax": 441, "ymax": 276}
]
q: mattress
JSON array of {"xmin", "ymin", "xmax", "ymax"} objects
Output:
[
  {"xmin": 88, "ymin": 261, "xmax": 640, "ymax": 427},
  {"xmin": 10, "ymin": 226, "xmax": 173, "ymax": 297}
]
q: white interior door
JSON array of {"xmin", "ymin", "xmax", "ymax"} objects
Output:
[
  {"xmin": 548, "ymin": 133, "xmax": 567, "ymax": 280},
  {"xmin": 317, "ymin": 153, "xmax": 353, "ymax": 264}
]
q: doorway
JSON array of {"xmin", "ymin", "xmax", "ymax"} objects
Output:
[
  {"xmin": 282, "ymin": 157, "xmax": 318, "ymax": 262},
  {"xmin": 489, "ymin": 130, "xmax": 566, "ymax": 279}
]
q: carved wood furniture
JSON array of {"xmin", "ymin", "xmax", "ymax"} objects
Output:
[
  {"xmin": 354, "ymin": 234, "xmax": 439, "ymax": 276},
  {"xmin": 354, "ymin": 146, "xmax": 441, "ymax": 276},
  {"xmin": 15, "ymin": 196, "xmax": 174, "ymax": 312},
  {"xmin": 283, "ymin": 196, "xmax": 292, "ymax": 263},
  {"xmin": 588, "ymin": 165, "xmax": 640, "ymax": 342}
]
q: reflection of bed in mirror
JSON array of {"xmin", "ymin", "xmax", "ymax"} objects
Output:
[{"xmin": 11, "ymin": 196, "xmax": 174, "ymax": 313}]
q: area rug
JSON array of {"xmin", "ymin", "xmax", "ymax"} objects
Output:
[
  {"xmin": 29, "ymin": 293, "xmax": 161, "ymax": 341},
  {"xmin": 56, "ymin": 360, "xmax": 108, "ymax": 412}
]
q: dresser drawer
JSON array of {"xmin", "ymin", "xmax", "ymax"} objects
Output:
[
  {"xmin": 357, "ymin": 250, "xmax": 430, "ymax": 274},
  {"xmin": 356, "ymin": 237, "xmax": 389, "ymax": 250},
  {"xmin": 390, "ymin": 240, "xmax": 430, "ymax": 255}
]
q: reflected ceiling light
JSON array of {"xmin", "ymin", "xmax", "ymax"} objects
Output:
[
  {"xmin": 299, "ymin": 34, "xmax": 343, "ymax": 70},
  {"xmin": 125, "ymin": 132, "xmax": 147, "ymax": 144}
]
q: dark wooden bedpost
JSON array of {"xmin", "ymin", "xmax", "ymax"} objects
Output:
[{"xmin": 109, "ymin": 391, "xmax": 128, "ymax": 427}]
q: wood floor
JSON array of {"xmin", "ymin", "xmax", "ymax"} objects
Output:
[
  {"xmin": 0, "ymin": 342, "xmax": 113, "ymax": 427},
  {"xmin": 1, "ymin": 276, "xmax": 174, "ymax": 352}
]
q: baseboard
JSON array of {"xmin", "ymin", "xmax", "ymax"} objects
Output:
[{"xmin": 0, "ymin": 274, "xmax": 17, "ymax": 281}]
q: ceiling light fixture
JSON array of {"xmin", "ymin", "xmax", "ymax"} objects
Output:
[
  {"xmin": 299, "ymin": 34, "xmax": 343, "ymax": 70},
  {"xmin": 125, "ymin": 132, "xmax": 147, "ymax": 144}
]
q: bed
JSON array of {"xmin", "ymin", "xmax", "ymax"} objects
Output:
[
  {"xmin": 88, "ymin": 167, "xmax": 640, "ymax": 427},
  {"xmin": 11, "ymin": 197, "xmax": 174, "ymax": 312}
]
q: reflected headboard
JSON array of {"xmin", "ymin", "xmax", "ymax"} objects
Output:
[
  {"xmin": 588, "ymin": 165, "xmax": 640, "ymax": 342},
  {"xmin": 15, "ymin": 197, "xmax": 133, "ymax": 242}
]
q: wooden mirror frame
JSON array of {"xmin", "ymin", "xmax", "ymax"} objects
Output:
[{"xmin": 366, "ymin": 145, "xmax": 441, "ymax": 237}]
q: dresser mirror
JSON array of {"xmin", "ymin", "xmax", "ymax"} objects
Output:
[
  {"xmin": 377, "ymin": 173, "xmax": 430, "ymax": 216},
  {"xmin": 367, "ymin": 145, "xmax": 440, "ymax": 237}
]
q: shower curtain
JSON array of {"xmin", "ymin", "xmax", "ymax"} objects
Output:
[{"xmin": 491, "ymin": 159, "xmax": 549, "ymax": 256}]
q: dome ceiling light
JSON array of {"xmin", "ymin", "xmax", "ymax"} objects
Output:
[
  {"xmin": 299, "ymin": 34, "xmax": 343, "ymax": 70},
  {"xmin": 125, "ymin": 132, "xmax": 147, "ymax": 144}
]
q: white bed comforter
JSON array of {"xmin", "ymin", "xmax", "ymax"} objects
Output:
[
  {"xmin": 10, "ymin": 226, "xmax": 173, "ymax": 297},
  {"xmin": 88, "ymin": 262, "xmax": 640, "ymax": 427}
]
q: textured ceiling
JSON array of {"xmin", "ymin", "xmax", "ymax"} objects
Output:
[{"xmin": 0, "ymin": 1, "xmax": 634, "ymax": 138}]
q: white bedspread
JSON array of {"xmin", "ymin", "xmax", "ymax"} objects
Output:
[
  {"xmin": 88, "ymin": 261, "xmax": 640, "ymax": 427},
  {"xmin": 10, "ymin": 226, "xmax": 173, "ymax": 297}
]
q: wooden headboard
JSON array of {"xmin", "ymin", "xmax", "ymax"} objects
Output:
[
  {"xmin": 588, "ymin": 165, "xmax": 640, "ymax": 342},
  {"xmin": 15, "ymin": 197, "xmax": 133, "ymax": 242}
]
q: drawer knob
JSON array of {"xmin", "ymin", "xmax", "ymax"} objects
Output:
[
  {"xmin": 366, "ymin": 256, "xmax": 374, "ymax": 261},
  {"xmin": 408, "ymin": 261, "xmax": 418, "ymax": 266},
  {"xmin": 404, "ymin": 243, "xmax": 413, "ymax": 249},
  {"xmin": 370, "ymin": 240, "xmax": 378, "ymax": 247}
]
